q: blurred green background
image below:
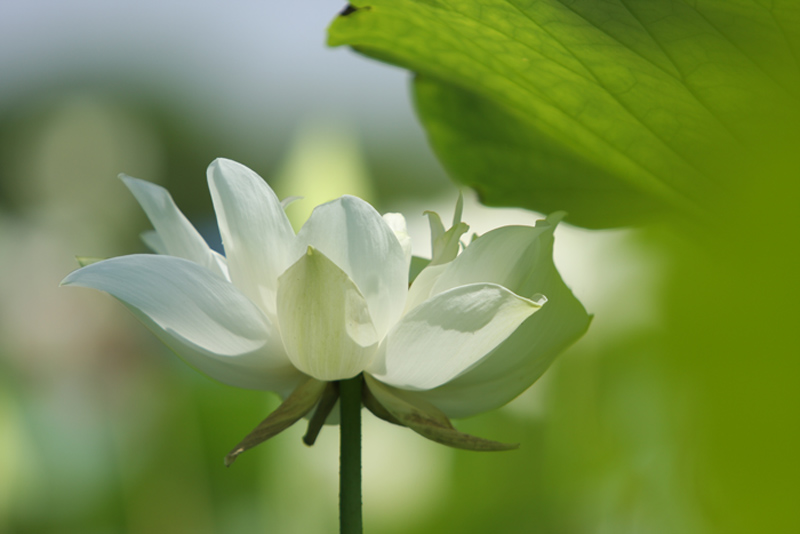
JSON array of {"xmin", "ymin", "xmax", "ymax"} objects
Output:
[{"xmin": 1, "ymin": 2, "xmax": 797, "ymax": 534}]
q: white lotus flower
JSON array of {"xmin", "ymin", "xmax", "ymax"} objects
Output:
[{"xmin": 62, "ymin": 159, "xmax": 589, "ymax": 459}]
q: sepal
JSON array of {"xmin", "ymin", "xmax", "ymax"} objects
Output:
[
  {"xmin": 225, "ymin": 377, "xmax": 327, "ymax": 466},
  {"xmin": 362, "ymin": 378, "xmax": 401, "ymax": 426},
  {"xmin": 364, "ymin": 375, "xmax": 518, "ymax": 451},
  {"xmin": 302, "ymin": 382, "xmax": 340, "ymax": 446}
]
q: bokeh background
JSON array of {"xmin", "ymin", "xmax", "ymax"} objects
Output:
[{"xmin": 1, "ymin": 2, "xmax": 794, "ymax": 534}]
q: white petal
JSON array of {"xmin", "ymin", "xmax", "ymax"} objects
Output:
[
  {"xmin": 431, "ymin": 213, "xmax": 564, "ymax": 297},
  {"xmin": 382, "ymin": 212, "xmax": 412, "ymax": 272},
  {"xmin": 412, "ymin": 214, "xmax": 591, "ymax": 418},
  {"xmin": 121, "ymin": 175, "xmax": 227, "ymax": 278},
  {"xmin": 61, "ymin": 254, "xmax": 303, "ymax": 394},
  {"xmin": 369, "ymin": 283, "xmax": 541, "ymax": 391},
  {"xmin": 277, "ymin": 247, "xmax": 379, "ymax": 381},
  {"xmin": 297, "ymin": 196, "xmax": 407, "ymax": 338},
  {"xmin": 404, "ymin": 263, "xmax": 448, "ymax": 314},
  {"xmin": 207, "ymin": 158, "xmax": 298, "ymax": 319},
  {"xmin": 140, "ymin": 228, "xmax": 228, "ymax": 280}
]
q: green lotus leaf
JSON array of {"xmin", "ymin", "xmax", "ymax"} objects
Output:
[{"xmin": 330, "ymin": 1, "xmax": 800, "ymax": 227}]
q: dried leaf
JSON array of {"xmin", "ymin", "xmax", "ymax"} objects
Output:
[
  {"xmin": 303, "ymin": 382, "xmax": 340, "ymax": 446},
  {"xmin": 364, "ymin": 375, "xmax": 518, "ymax": 451},
  {"xmin": 225, "ymin": 378, "xmax": 327, "ymax": 466}
]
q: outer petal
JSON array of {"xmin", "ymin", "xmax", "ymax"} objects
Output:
[
  {"xmin": 277, "ymin": 247, "xmax": 379, "ymax": 381},
  {"xmin": 297, "ymin": 196, "xmax": 407, "ymax": 338},
  {"xmin": 382, "ymin": 212, "xmax": 412, "ymax": 274},
  {"xmin": 431, "ymin": 213, "xmax": 565, "ymax": 297},
  {"xmin": 141, "ymin": 229, "xmax": 229, "ymax": 278},
  {"xmin": 61, "ymin": 254, "xmax": 303, "ymax": 394},
  {"xmin": 207, "ymin": 158, "xmax": 298, "ymax": 319},
  {"xmin": 414, "ymin": 214, "xmax": 591, "ymax": 418},
  {"xmin": 368, "ymin": 283, "xmax": 541, "ymax": 391},
  {"xmin": 121, "ymin": 175, "xmax": 228, "ymax": 278}
]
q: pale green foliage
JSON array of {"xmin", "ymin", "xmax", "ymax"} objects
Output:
[{"xmin": 330, "ymin": 0, "xmax": 800, "ymax": 227}]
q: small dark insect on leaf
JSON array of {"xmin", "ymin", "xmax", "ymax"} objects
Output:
[{"xmin": 339, "ymin": 4, "xmax": 358, "ymax": 16}]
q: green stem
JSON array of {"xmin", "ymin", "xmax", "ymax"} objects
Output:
[{"xmin": 339, "ymin": 375, "xmax": 363, "ymax": 534}]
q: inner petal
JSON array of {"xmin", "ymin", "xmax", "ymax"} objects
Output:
[
  {"xmin": 296, "ymin": 195, "xmax": 408, "ymax": 339},
  {"xmin": 277, "ymin": 246, "xmax": 379, "ymax": 381}
]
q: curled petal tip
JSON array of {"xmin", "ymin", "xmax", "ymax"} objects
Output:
[
  {"xmin": 530, "ymin": 293, "xmax": 547, "ymax": 307},
  {"xmin": 545, "ymin": 211, "xmax": 567, "ymax": 225},
  {"xmin": 224, "ymin": 449, "xmax": 243, "ymax": 467},
  {"xmin": 281, "ymin": 195, "xmax": 303, "ymax": 209}
]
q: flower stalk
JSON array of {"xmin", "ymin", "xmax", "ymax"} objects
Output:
[{"xmin": 339, "ymin": 375, "xmax": 363, "ymax": 534}]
